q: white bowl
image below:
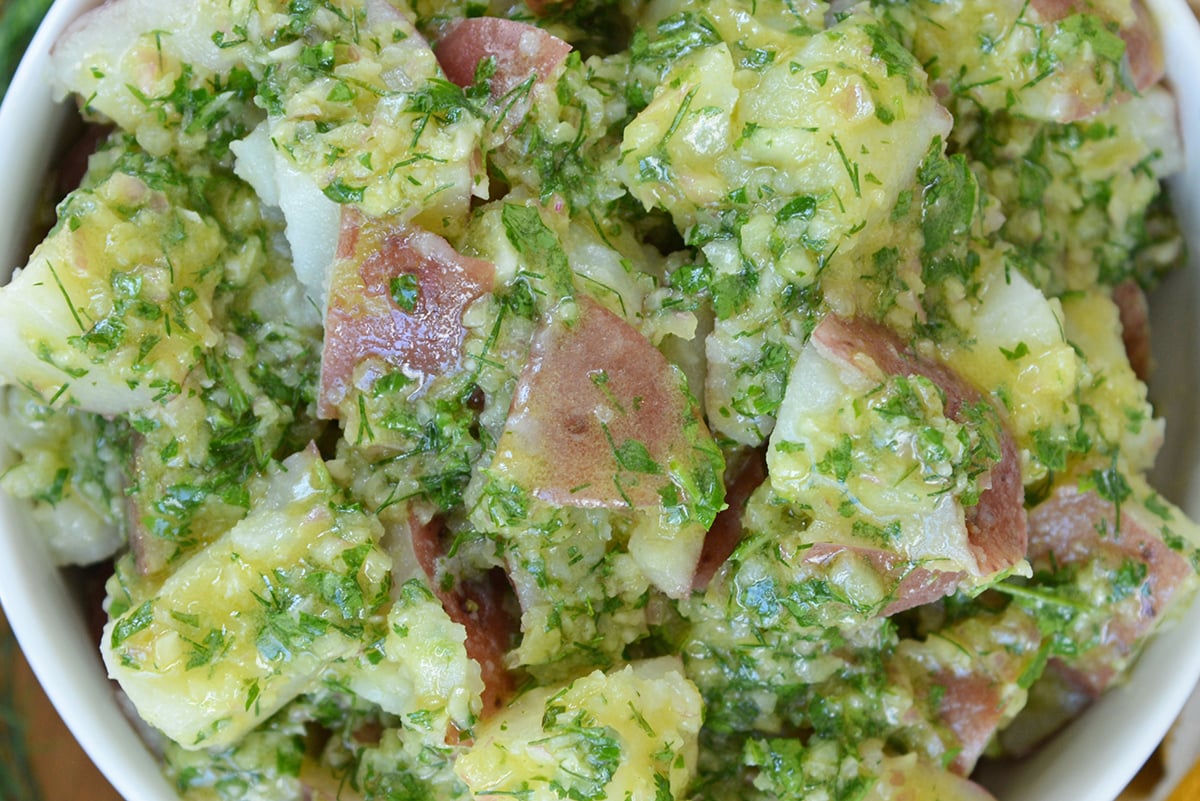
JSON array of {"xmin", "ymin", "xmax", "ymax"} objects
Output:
[{"xmin": 1, "ymin": 1, "xmax": 1199, "ymax": 800}]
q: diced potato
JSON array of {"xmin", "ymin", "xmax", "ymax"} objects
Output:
[
  {"xmin": 251, "ymin": 0, "xmax": 484, "ymax": 237},
  {"xmin": 0, "ymin": 386, "xmax": 124, "ymax": 566},
  {"xmin": 620, "ymin": 6, "xmax": 951, "ymax": 253},
  {"xmin": 0, "ymin": 172, "xmax": 223, "ymax": 415},
  {"xmin": 769, "ymin": 337, "xmax": 982, "ymax": 577},
  {"xmin": 455, "ymin": 658, "xmax": 702, "ymax": 801},
  {"xmin": 102, "ymin": 446, "xmax": 392, "ymax": 750},
  {"xmin": 485, "ymin": 294, "xmax": 723, "ymax": 599},
  {"xmin": 231, "ymin": 122, "xmax": 341, "ymax": 312},
  {"xmin": 326, "ymin": 578, "xmax": 483, "ymax": 731},
  {"xmin": 620, "ymin": 5, "xmax": 953, "ymax": 446},
  {"xmin": 1060, "ymin": 289, "xmax": 1162, "ymax": 473},
  {"xmin": 50, "ymin": 0, "xmax": 252, "ymax": 154},
  {"xmin": 939, "ymin": 262, "xmax": 1077, "ymax": 443},
  {"xmin": 881, "ymin": 0, "xmax": 1155, "ymax": 123}
]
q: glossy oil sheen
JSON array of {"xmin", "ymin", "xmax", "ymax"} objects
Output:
[{"xmin": 0, "ymin": 2, "xmax": 1198, "ymax": 800}]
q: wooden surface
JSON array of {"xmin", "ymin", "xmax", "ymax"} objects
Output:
[
  {"xmin": 0, "ymin": 611, "xmax": 122, "ymax": 801},
  {"xmin": 1167, "ymin": 758, "xmax": 1200, "ymax": 801}
]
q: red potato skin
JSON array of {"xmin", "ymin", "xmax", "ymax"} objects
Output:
[
  {"xmin": 523, "ymin": 0, "xmax": 575, "ymax": 16},
  {"xmin": 873, "ymin": 759, "xmax": 999, "ymax": 801},
  {"xmin": 1027, "ymin": 483, "xmax": 1193, "ymax": 695},
  {"xmin": 409, "ymin": 509, "xmax": 518, "ymax": 717},
  {"xmin": 1028, "ymin": 0, "xmax": 1163, "ymax": 120},
  {"xmin": 696, "ymin": 316, "xmax": 1023, "ymax": 604},
  {"xmin": 801, "ymin": 542, "xmax": 966, "ymax": 616},
  {"xmin": 1112, "ymin": 279, "xmax": 1152, "ymax": 382},
  {"xmin": 810, "ymin": 315, "xmax": 1028, "ymax": 579},
  {"xmin": 1030, "ymin": 0, "xmax": 1164, "ymax": 92},
  {"xmin": 693, "ymin": 450, "xmax": 766, "ymax": 590},
  {"xmin": 1119, "ymin": 0, "xmax": 1166, "ymax": 94},
  {"xmin": 493, "ymin": 295, "xmax": 713, "ymax": 510},
  {"xmin": 890, "ymin": 610, "xmax": 1043, "ymax": 777},
  {"xmin": 318, "ymin": 210, "xmax": 494, "ymax": 419},
  {"xmin": 435, "ymin": 17, "xmax": 571, "ymax": 97},
  {"xmin": 927, "ymin": 659, "xmax": 1039, "ymax": 777},
  {"xmin": 930, "ymin": 671, "xmax": 1002, "ymax": 774}
]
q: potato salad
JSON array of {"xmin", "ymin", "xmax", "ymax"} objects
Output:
[{"xmin": 0, "ymin": 0, "xmax": 1196, "ymax": 798}]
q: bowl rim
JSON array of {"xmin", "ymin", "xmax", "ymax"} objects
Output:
[
  {"xmin": 0, "ymin": 1, "xmax": 180, "ymax": 798},
  {"xmin": 1, "ymin": 1, "xmax": 1199, "ymax": 800}
]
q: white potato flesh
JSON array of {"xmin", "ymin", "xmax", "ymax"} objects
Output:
[
  {"xmin": 102, "ymin": 447, "xmax": 391, "ymax": 750},
  {"xmin": 232, "ymin": 121, "xmax": 344, "ymax": 314},
  {"xmin": 455, "ymin": 657, "xmax": 702, "ymax": 801},
  {"xmin": 0, "ymin": 172, "xmax": 223, "ymax": 415},
  {"xmin": 938, "ymin": 260, "xmax": 1080, "ymax": 460}
]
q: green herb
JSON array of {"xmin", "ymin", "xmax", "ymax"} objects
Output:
[
  {"xmin": 630, "ymin": 12, "xmax": 722, "ymax": 70},
  {"xmin": 711, "ymin": 268, "xmax": 759, "ymax": 320},
  {"xmin": 543, "ymin": 711, "xmax": 622, "ymax": 801},
  {"xmin": 31, "ymin": 467, "xmax": 69, "ymax": 506},
  {"xmin": 830, "ymin": 134, "xmax": 861, "ymax": 198},
  {"xmin": 816, "ymin": 435, "xmax": 854, "ymax": 483},
  {"xmin": 111, "ymin": 601, "xmax": 155, "ymax": 648},
  {"xmin": 501, "ymin": 203, "xmax": 575, "ymax": 308},
  {"xmin": 1000, "ymin": 342, "xmax": 1030, "ymax": 360},
  {"xmin": 322, "ymin": 179, "xmax": 365, "ymax": 204},
  {"xmin": 776, "ymin": 195, "xmax": 819, "ymax": 223},
  {"xmin": 1090, "ymin": 462, "xmax": 1132, "ymax": 533},
  {"xmin": 389, "ymin": 273, "xmax": 420, "ymax": 312},
  {"xmin": 919, "ymin": 140, "xmax": 978, "ymax": 257},
  {"xmin": 299, "ymin": 41, "xmax": 337, "ymax": 73},
  {"xmin": 405, "ymin": 78, "xmax": 481, "ymax": 148},
  {"xmin": 1059, "ymin": 14, "xmax": 1127, "ymax": 67},
  {"xmin": 865, "ymin": 24, "xmax": 923, "ymax": 93},
  {"xmin": 184, "ymin": 629, "xmax": 228, "ymax": 670},
  {"xmin": 326, "ymin": 81, "xmax": 356, "ymax": 102}
]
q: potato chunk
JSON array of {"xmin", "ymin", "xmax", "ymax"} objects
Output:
[
  {"xmin": 0, "ymin": 172, "xmax": 223, "ymax": 415},
  {"xmin": 102, "ymin": 446, "xmax": 391, "ymax": 749},
  {"xmin": 455, "ymin": 658, "xmax": 702, "ymax": 801}
]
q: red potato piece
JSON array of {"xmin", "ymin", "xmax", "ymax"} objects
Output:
[
  {"xmin": 435, "ymin": 17, "xmax": 571, "ymax": 98},
  {"xmin": 693, "ymin": 450, "xmax": 766, "ymax": 590},
  {"xmin": 1027, "ymin": 0, "xmax": 1163, "ymax": 120},
  {"xmin": 810, "ymin": 315, "xmax": 1027, "ymax": 578},
  {"xmin": 442, "ymin": 568, "xmax": 519, "ymax": 718},
  {"xmin": 891, "ymin": 608, "xmax": 1043, "ymax": 776},
  {"xmin": 1112, "ymin": 279, "xmax": 1152, "ymax": 382},
  {"xmin": 867, "ymin": 755, "xmax": 998, "ymax": 801},
  {"xmin": 409, "ymin": 506, "xmax": 442, "ymax": 582},
  {"xmin": 409, "ymin": 509, "xmax": 519, "ymax": 717},
  {"xmin": 994, "ymin": 659, "xmax": 1094, "ymax": 757},
  {"xmin": 524, "ymin": 0, "xmax": 575, "ymax": 16},
  {"xmin": 318, "ymin": 210, "xmax": 494, "ymax": 419},
  {"xmin": 1029, "ymin": 0, "xmax": 1081, "ymax": 19},
  {"xmin": 801, "ymin": 542, "xmax": 965, "ymax": 617},
  {"xmin": 929, "ymin": 671, "xmax": 1006, "ymax": 774},
  {"xmin": 1027, "ymin": 483, "xmax": 1193, "ymax": 695},
  {"xmin": 1119, "ymin": 0, "xmax": 1166, "ymax": 94},
  {"xmin": 491, "ymin": 295, "xmax": 713, "ymax": 510}
]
